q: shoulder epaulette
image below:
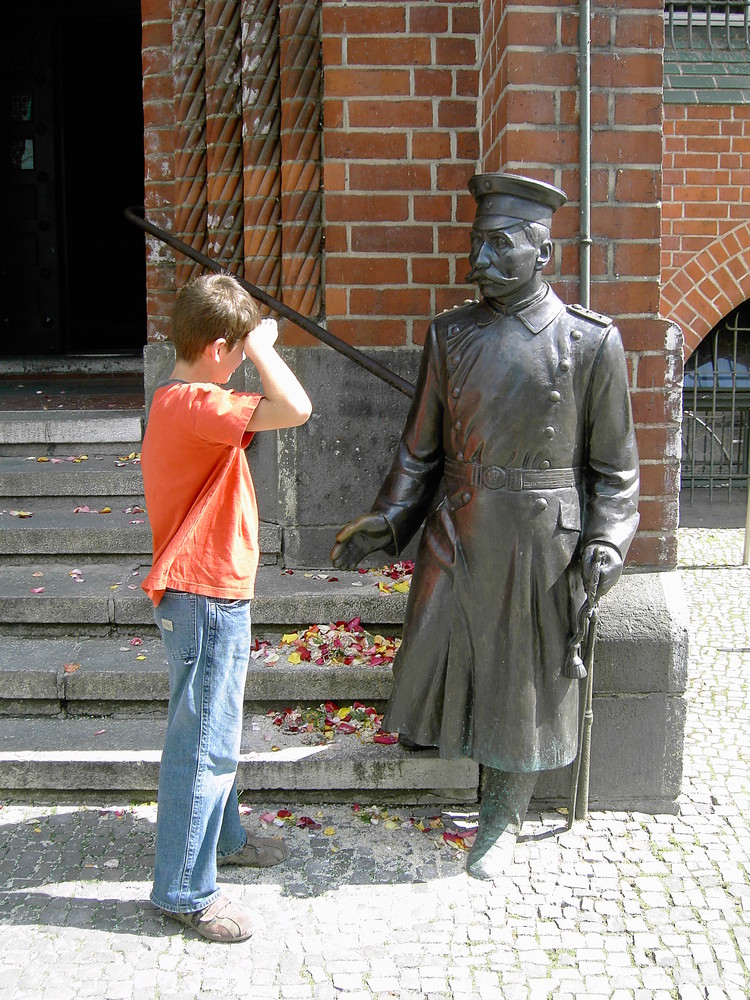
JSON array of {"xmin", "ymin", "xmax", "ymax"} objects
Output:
[
  {"xmin": 437, "ymin": 298, "xmax": 479, "ymax": 317},
  {"xmin": 567, "ymin": 303, "xmax": 612, "ymax": 327}
]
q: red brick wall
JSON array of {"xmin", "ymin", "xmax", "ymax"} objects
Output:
[
  {"xmin": 320, "ymin": 0, "xmax": 481, "ymax": 348},
  {"xmin": 661, "ymin": 104, "xmax": 750, "ymax": 358}
]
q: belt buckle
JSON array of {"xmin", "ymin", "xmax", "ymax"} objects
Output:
[
  {"xmin": 506, "ymin": 468, "xmax": 523, "ymax": 491},
  {"xmin": 483, "ymin": 466, "xmax": 507, "ymax": 490}
]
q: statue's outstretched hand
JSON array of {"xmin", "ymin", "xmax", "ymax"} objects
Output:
[
  {"xmin": 330, "ymin": 513, "xmax": 393, "ymax": 570},
  {"xmin": 581, "ymin": 543, "xmax": 622, "ymax": 600}
]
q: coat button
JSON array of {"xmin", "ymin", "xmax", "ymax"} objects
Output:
[
  {"xmin": 534, "ymin": 498, "xmax": 548, "ymax": 512},
  {"xmin": 455, "ymin": 420, "xmax": 462, "ymax": 431},
  {"xmin": 451, "ymin": 387, "xmax": 461, "ymax": 398},
  {"xmin": 455, "ymin": 451, "xmax": 464, "ymax": 461},
  {"xmin": 548, "ymin": 390, "xmax": 561, "ymax": 402},
  {"xmin": 448, "ymin": 325, "xmax": 459, "ymax": 336},
  {"xmin": 559, "ymin": 359, "xmax": 571, "ymax": 372},
  {"xmin": 450, "ymin": 354, "xmax": 461, "ymax": 366},
  {"xmin": 461, "ymin": 492, "xmax": 471, "ymax": 503},
  {"xmin": 539, "ymin": 460, "xmax": 551, "ymax": 470},
  {"xmin": 543, "ymin": 426, "xmax": 555, "ymax": 438},
  {"xmin": 571, "ymin": 330, "xmax": 582, "ymax": 340}
]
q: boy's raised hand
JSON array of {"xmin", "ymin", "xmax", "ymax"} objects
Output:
[
  {"xmin": 243, "ymin": 316, "xmax": 312, "ymax": 432},
  {"xmin": 243, "ymin": 317, "xmax": 278, "ymax": 358}
]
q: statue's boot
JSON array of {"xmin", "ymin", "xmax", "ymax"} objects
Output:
[{"xmin": 466, "ymin": 768, "xmax": 537, "ymax": 881}]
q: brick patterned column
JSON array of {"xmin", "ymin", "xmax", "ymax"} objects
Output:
[
  {"xmin": 172, "ymin": 0, "xmax": 208, "ymax": 285},
  {"xmin": 278, "ymin": 0, "xmax": 323, "ymax": 339},
  {"xmin": 205, "ymin": 0, "xmax": 245, "ymax": 273},
  {"xmin": 142, "ymin": 0, "xmax": 176, "ymax": 342},
  {"xmin": 241, "ymin": 0, "xmax": 282, "ymax": 298}
]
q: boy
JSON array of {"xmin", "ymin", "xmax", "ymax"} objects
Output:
[{"xmin": 141, "ymin": 273, "xmax": 312, "ymax": 942}]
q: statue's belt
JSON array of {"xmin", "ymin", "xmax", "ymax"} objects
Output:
[{"xmin": 444, "ymin": 459, "xmax": 580, "ymax": 491}]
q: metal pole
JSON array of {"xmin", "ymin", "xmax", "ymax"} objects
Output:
[
  {"xmin": 124, "ymin": 207, "xmax": 416, "ymax": 399},
  {"xmin": 579, "ymin": 0, "xmax": 592, "ymax": 309}
]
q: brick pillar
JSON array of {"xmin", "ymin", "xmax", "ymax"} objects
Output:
[
  {"xmin": 278, "ymin": 0, "xmax": 323, "ymax": 339},
  {"xmin": 320, "ymin": 0, "xmax": 480, "ymax": 348},
  {"xmin": 241, "ymin": 0, "xmax": 282, "ymax": 300},
  {"xmin": 172, "ymin": 0, "xmax": 208, "ymax": 285},
  {"xmin": 142, "ymin": 0, "xmax": 176, "ymax": 343},
  {"xmin": 205, "ymin": 0, "xmax": 245, "ymax": 273}
]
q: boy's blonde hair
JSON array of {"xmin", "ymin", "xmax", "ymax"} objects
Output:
[{"xmin": 171, "ymin": 273, "xmax": 261, "ymax": 362}]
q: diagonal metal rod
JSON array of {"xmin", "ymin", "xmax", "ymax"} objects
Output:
[{"xmin": 124, "ymin": 206, "xmax": 416, "ymax": 399}]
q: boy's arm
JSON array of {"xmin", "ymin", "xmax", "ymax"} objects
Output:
[{"xmin": 243, "ymin": 319, "xmax": 312, "ymax": 431}]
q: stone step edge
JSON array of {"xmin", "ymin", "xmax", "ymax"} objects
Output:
[
  {"xmin": 0, "ymin": 456, "xmax": 143, "ymax": 496},
  {"xmin": 0, "ymin": 716, "xmax": 479, "ymax": 795},
  {"xmin": 0, "ymin": 564, "xmax": 410, "ymax": 627},
  {"xmin": 1, "ymin": 653, "xmax": 396, "ymax": 707},
  {"xmin": 0, "ymin": 412, "xmax": 144, "ymax": 447},
  {"xmin": 0, "ymin": 516, "xmax": 281, "ymax": 558}
]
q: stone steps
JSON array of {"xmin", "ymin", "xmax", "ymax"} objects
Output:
[
  {"xmin": 0, "ymin": 410, "xmax": 144, "ymax": 456},
  {"xmin": 0, "ymin": 715, "xmax": 478, "ymax": 800},
  {"xmin": 0, "ymin": 407, "xmax": 688, "ymax": 814},
  {"xmin": 0, "ymin": 563, "xmax": 408, "ymax": 629},
  {"xmin": 0, "ymin": 410, "xmax": 462, "ymax": 800},
  {"xmin": 0, "ymin": 630, "xmax": 399, "ymax": 716}
]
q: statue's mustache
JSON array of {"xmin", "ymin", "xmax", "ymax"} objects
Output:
[{"xmin": 466, "ymin": 266, "xmax": 518, "ymax": 286}]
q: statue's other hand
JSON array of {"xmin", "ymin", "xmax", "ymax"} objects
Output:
[
  {"xmin": 581, "ymin": 543, "xmax": 622, "ymax": 600},
  {"xmin": 330, "ymin": 513, "xmax": 393, "ymax": 570}
]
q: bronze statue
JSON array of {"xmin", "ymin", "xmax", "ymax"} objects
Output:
[{"xmin": 330, "ymin": 173, "xmax": 640, "ymax": 880}]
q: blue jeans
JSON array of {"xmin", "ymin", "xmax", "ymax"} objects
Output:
[{"xmin": 150, "ymin": 590, "xmax": 251, "ymax": 913}]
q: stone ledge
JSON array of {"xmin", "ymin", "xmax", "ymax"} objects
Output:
[{"xmin": 0, "ymin": 715, "xmax": 479, "ymax": 799}]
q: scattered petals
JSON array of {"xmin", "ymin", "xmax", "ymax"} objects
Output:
[
  {"xmin": 323, "ymin": 827, "xmax": 336, "ymax": 837},
  {"xmin": 30, "ymin": 587, "xmax": 45, "ymax": 594},
  {"xmin": 10, "ymin": 510, "xmax": 33, "ymax": 518},
  {"xmin": 129, "ymin": 637, "xmax": 144, "ymax": 646},
  {"xmin": 63, "ymin": 663, "xmax": 81, "ymax": 674},
  {"xmin": 296, "ymin": 816, "xmax": 321, "ymax": 830},
  {"xmin": 373, "ymin": 732, "xmax": 398, "ymax": 745}
]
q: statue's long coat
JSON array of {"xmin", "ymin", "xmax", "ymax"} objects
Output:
[{"xmin": 376, "ymin": 286, "xmax": 640, "ymax": 772}]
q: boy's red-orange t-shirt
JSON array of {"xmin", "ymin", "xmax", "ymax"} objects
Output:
[{"xmin": 141, "ymin": 381, "xmax": 263, "ymax": 606}]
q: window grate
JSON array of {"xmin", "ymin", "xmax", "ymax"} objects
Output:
[
  {"xmin": 665, "ymin": 0, "xmax": 750, "ymax": 50},
  {"xmin": 682, "ymin": 303, "xmax": 750, "ymax": 501}
]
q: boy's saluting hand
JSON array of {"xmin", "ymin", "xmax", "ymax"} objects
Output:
[
  {"xmin": 243, "ymin": 316, "xmax": 279, "ymax": 357},
  {"xmin": 243, "ymin": 317, "xmax": 312, "ymax": 433}
]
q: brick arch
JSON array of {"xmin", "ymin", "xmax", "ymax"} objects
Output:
[{"xmin": 661, "ymin": 221, "xmax": 750, "ymax": 360}]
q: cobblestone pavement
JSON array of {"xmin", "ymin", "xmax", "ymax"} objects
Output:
[{"xmin": 1, "ymin": 529, "xmax": 749, "ymax": 1000}]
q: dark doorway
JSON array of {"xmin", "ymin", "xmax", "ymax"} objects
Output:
[{"xmin": 1, "ymin": 1, "xmax": 146, "ymax": 356}]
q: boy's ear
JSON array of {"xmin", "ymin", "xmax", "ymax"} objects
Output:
[{"xmin": 204, "ymin": 338, "xmax": 227, "ymax": 364}]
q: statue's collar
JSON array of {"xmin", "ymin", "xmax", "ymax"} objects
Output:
[{"xmin": 475, "ymin": 283, "xmax": 564, "ymax": 333}]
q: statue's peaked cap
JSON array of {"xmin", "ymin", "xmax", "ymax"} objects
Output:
[{"xmin": 469, "ymin": 172, "xmax": 567, "ymax": 226}]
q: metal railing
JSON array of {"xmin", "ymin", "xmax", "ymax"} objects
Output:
[
  {"xmin": 124, "ymin": 207, "xmax": 416, "ymax": 399},
  {"xmin": 665, "ymin": 0, "xmax": 750, "ymax": 49},
  {"xmin": 682, "ymin": 307, "xmax": 750, "ymax": 502}
]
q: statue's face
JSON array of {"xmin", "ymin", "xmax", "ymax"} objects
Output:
[{"xmin": 467, "ymin": 221, "xmax": 550, "ymax": 300}]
